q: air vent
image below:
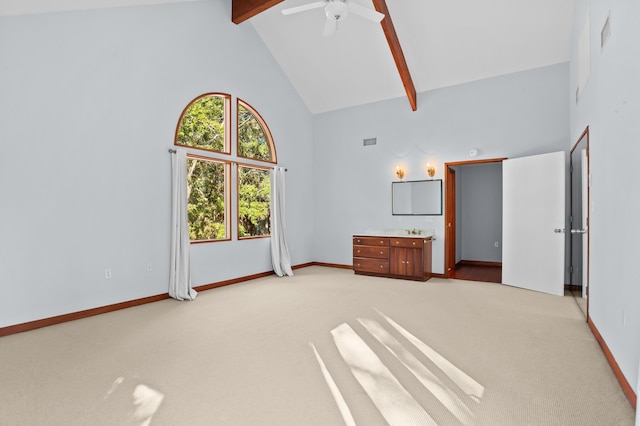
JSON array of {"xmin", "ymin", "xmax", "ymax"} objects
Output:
[{"xmin": 363, "ymin": 138, "xmax": 377, "ymax": 147}]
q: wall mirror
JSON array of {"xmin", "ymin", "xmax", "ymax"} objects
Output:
[{"xmin": 392, "ymin": 179, "xmax": 443, "ymax": 215}]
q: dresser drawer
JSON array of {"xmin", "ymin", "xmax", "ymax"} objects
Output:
[
  {"xmin": 353, "ymin": 236, "xmax": 389, "ymax": 246},
  {"xmin": 389, "ymin": 237, "xmax": 426, "ymax": 248},
  {"xmin": 353, "ymin": 257, "xmax": 390, "ymax": 274},
  {"xmin": 353, "ymin": 245, "xmax": 389, "ymax": 259}
]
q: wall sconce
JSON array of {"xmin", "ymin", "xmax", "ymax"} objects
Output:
[
  {"xmin": 426, "ymin": 163, "xmax": 436, "ymax": 178},
  {"xmin": 395, "ymin": 166, "xmax": 405, "ymax": 180}
]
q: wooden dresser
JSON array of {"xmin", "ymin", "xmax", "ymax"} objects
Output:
[{"xmin": 353, "ymin": 235, "xmax": 432, "ymax": 281}]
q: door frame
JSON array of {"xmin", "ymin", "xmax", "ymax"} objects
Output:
[
  {"xmin": 570, "ymin": 126, "xmax": 590, "ymax": 317},
  {"xmin": 444, "ymin": 157, "xmax": 507, "ymax": 278}
]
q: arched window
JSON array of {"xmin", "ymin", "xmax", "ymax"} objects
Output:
[
  {"xmin": 175, "ymin": 94, "xmax": 277, "ymax": 242},
  {"xmin": 237, "ymin": 99, "xmax": 276, "ymax": 163},
  {"xmin": 175, "ymin": 93, "xmax": 230, "ymax": 154}
]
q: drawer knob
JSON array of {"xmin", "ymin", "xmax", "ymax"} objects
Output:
[
  {"xmin": 380, "ymin": 265, "xmax": 384, "ymax": 268},
  {"xmin": 412, "ymin": 242, "xmax": 416, "ymax": 245},
  {"xmin": 380, "ymin": 251, "xmax": 383, "ymax": 254},
  {"xmin": 357, "ymin": 250, "xmax": 360, "ymax": 253},
  {"xmin": 380, "ymin": 240, "xmax": 383, "ymax": 243}
]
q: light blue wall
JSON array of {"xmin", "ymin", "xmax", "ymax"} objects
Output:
[
  {"xmin": 312, "ymin": 63, "xmax": 569, "ymax": 273},
  {"xmin": 569, "ymin": 0, "xmax": 640, "ymax": 394},
  {"xmin": 0, "ymin": 0, "xmax": 314, "ymax": 328}
]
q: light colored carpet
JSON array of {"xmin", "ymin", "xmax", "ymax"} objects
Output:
[{"xmin": 0, "ymin": 266, "xmax": 635, "ymax": 425}]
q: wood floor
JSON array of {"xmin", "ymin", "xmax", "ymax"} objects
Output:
[{"xmin": 448, "ymin": 263, "xmax": 502, "ymax": 283}]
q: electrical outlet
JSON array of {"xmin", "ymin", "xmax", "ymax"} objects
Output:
[
  {"xmin": 146, "ymin": 263, "xmax": 152, "ymax": 272},
  {"xmin": 494, "ymin": 241, "xmax": 499, "ymax": 248},
  {"xmin": 104, "ymin": 269, "xmax": 112, "ymax": 279}
]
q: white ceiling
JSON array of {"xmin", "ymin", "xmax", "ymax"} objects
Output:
[
  {"xmin": 0, "ymin": 0, "xmax": 200, "ymax": 16},
  {"xmin": 1, "ymin": 0, "xmax": 577, "ymax": 114},
  {"xmin": 252, "ymin": 0, "xmax": 577, "ymax": 114}
]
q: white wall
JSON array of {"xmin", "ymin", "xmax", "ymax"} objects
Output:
[
  {"xmin": 569, "ymin": 0, "xmax": 640, "ymax": 395},
  {"xmin": 313, "ymin": 63, "xmax": 569, "ymax": 273},
  {"xmin": 0, "ymin": 0, "xmax": 314, "ymax": 328}
]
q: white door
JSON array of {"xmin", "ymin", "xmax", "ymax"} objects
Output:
[{"xmin": 502, "ymin": 151, "xmax": 566, "ymax": 296}]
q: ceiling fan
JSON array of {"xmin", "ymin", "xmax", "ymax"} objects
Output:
[{"xmin": 282, "ymin": 0, "xmax": 385, "ymax": 37}]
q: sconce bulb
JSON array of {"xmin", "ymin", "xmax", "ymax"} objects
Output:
[
  {"xmin": 426, "ymin": 163, "xmax": 436, "ymax": 178},
  {"xmin": 395, "ymin": 167, "xmax": 405, "ymax": 180}
]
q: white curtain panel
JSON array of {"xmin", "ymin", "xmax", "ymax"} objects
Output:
[
  {"xmin": 270, "ymin": 167, "xmax": 294, "ymax": 277},
  {"xmin": 169, "ymin": 149, "xmax": 197, "ymax": 300}
]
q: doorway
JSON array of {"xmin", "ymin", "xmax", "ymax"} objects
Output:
[
  {"xmin": 444, "ymin": 158, "xmax": 507, "ymax": 282},
  {"xmin": 569, "ymin": 127, "xmax": 590, "ymax": 316}
]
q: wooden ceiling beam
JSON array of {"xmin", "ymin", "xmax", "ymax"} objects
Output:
[
  {"xmin": 372, "ymin": 0, "xmax": 417, "ymax": 111},
  {"xmin": 232, "ymin": 0, "xmax": 283, "ymax": 24}
]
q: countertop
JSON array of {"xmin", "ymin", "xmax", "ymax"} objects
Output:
[{"xmin": 355, "ymin": 229, "xmax": 433, "ymax": 239}]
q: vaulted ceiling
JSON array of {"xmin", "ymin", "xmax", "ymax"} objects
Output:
[
  {"xmin": 244, "ymin": 0, "xmax": 576, "ymax": 114},
  {"xmin": 2, "ymin": 0, "xmax": 577, "ymax": 114}
]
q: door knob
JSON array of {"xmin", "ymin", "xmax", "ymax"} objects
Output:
[{"xmin": 571, "ymin": 228, "xmax": 587, "ymax": 234}]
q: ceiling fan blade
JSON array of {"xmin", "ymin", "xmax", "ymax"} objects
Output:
[
  {"xmin": 323, "ymin": 17, "xmax": 338, "ymax": 37},
  {"xmin": 282, "ymin": 1, "xmax": 326, "ymax": 16},
  {"xmin": 348, "ymin": 2, "xmax": 384, "ymax": 22}
]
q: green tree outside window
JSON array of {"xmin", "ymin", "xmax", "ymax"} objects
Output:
[
  {"xmin": 187, "ymin": 158, "xmax": 228, "ymax": 241},
  {"xmin": 238, "ymin": 166, "xmax": 270, "ymax": 238},
  {"xmin": 237, "ymin": 100, "xmax": 275, "ymax": 162},
  {"xmin": 177, "ymin": 94, "xmax": 229, "ymax": 153}
]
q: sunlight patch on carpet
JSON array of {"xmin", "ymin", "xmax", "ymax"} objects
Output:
[
  {"xmin": 379, "ymin": 310, "xmax": 485, "ymax": 402},
  {"xmin": 311, "ymin": 311, "xmax": 485, "ymax": 425},
  {"xmin": 359, "ymin": 317, "xmax": 474, "ymax": 424},
  {"xmin": 331, "ymin": 323, "xmax": 437, "ymax": 425},
  {"xmin": 310, "ymin": 342, "xmax": 356, "ymax": 426},
  {"xmin": 101, "ymin": 377, "xmax": 164, "ymax": 426},
  {"xmin": 104, "ymin": 376, "xmax": 125, "ymax": 399},
  {"xmin": 132, "ymin": 384, "xmax": 164, "ymax": 426}
]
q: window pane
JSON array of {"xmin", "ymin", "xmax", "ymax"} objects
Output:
[
  {"xmin": 177, "ymin": 95, "xmax": 228, "ymax": 152},
  {"xmin": 187, "ymin": 158, "xmax": 227, "ymax": 241},
  {"xmin": 238, "ymin": 166, "xmax": 271, "ymax": 238},
  {"xmin": 237, "ymin": 102, "xmax": 274, "ymax": 161}
]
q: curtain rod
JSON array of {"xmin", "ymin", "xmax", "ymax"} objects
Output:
[{"xmin": 168, "ymin": 148, "xmax": 287, "ymax": 171}]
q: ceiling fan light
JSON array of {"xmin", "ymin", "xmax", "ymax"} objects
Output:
[
  {"xmin": 323, "ymin": 16, "xmax": 338, "ymax": 36},
  {"xmin": 325, "ymin": 2, "xmax": 348, "ymax": 21}
]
